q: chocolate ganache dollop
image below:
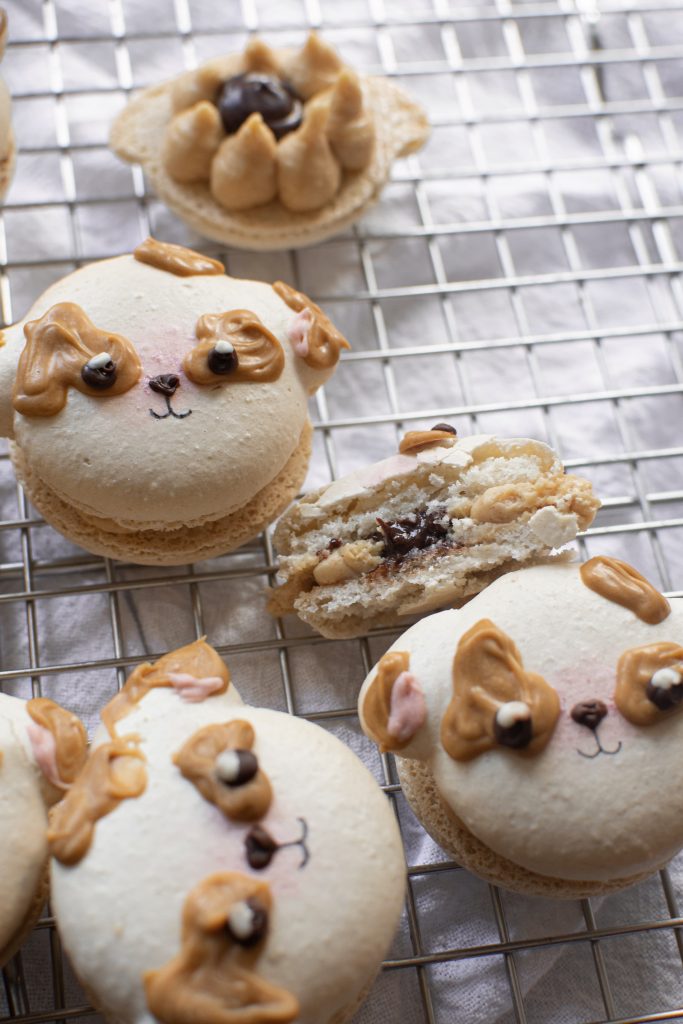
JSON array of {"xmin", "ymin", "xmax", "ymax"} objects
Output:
[{"xmin": 216, "ymin": 73, "xmax": 303, "ymax": 140}]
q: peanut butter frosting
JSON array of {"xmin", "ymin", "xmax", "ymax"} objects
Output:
[
  {"xmin": 615, "ymin": 641, "xmax": 683, "ymax": 726},
  {"xmin": 13, "ymin": 302, "xmax": 142, "ymax": 418},
  {"xmin": 102, "ymin": 639, "xmax": 231, "ymax": 739},
  {"xmin": 144, "ymin": 872, "xmax": 299, "ymax": 1024},
  {"xmin": 173, "ymin": 720, "xmax": 272, "ymax": 822},
  {"xmin": 362, "ymin": 651, "xmax": 413, "ymax": 753},
  {"xmin": 48, "ymin": 738, "xmax": 147, "ymax": 866},
  {"xmin": 158, "ymin": 32, "xmax": 378, "ymax": 215},
  {"xmin": 398, "ymin": 427, "xmax": 458, "ymax": 455},
  {"xmin": 580, "ymin": 556, "xmax": 671, "ymax": 624},
  {"xmin": 440, "ymin": 618, "xmax": 560, "ymax": 762},
  {"xmin": 183, "ymin": 311, "xmax": 285, "ymax": 385},
  {"xmin": 273, "ymin": 280, "xmax": 350, "ymax": 370},
  {"xmin": 26, "ymin": 697, "xmax": 88, "ymax": 789},
  {"xmin": 133, "ymin": 237, "xmax": 225, "ymax": 277}
]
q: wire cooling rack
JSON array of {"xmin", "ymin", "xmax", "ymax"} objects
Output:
[{"xmin": 3, "ymin": 0, "xmax": 683, "ymax": 1022}]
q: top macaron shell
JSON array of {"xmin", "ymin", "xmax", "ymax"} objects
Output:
[
  {"xmin": 0, "ymin": 694, "xmax": 50, "ymax": 961},
  {"xmin": 359, "ymin": 563, "xmax": 683, "ymax": 883},
  {"xmin": 50, "ymin": 687, "xmax": 406, "ymax": 1024},
  {"xmin": 0, "ymin": 254, "xmax": 329, "ymax": 529}
]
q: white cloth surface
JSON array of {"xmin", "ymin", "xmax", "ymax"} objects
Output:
[{"xmin": 2, "ymin": 1, "xmax": 683, "ymax": 1023}]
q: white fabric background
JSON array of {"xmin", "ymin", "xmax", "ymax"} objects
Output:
[{"xmin": 2, "ymin": 1, "xmax": 683, "ymax": 1022}]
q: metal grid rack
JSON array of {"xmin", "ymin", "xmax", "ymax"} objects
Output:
[{"xmin": 3, "ymin": 0, "xmax": 683, "ymax": 1022}]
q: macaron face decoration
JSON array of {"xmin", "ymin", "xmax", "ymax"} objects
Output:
[
  {"xmin": 0, "ymin": 239, "xmax": 349, "ymax": 565},
  {"xmin": 50, "ymin": 640, "xmax": 405, "ymax": 1024},
  {"xmin": 359, "ymin": 559, "xmax": 683, "ymax": 897}
]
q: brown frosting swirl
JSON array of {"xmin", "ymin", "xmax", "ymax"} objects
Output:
[
  {"xmin": 144, "ymin": 872, "xmax": 299, "ymax": 1024},
  {"xmin": 399, "ymin": 428, "xmax": 457, "ymax": 455},
  {"xmin": 615, "ymin": 642, "xmax": 683, "ymax": 726},
  {"xmin": 48, "ymin": 738, "xmax": 147, "ymax": 865},
  {"xmin": 26, "ymin": 697, "xmax": 88, "ymax": 787},
  {"xmin": 133, "ymin": 237, "xmax": 225, "ymax": 277},
  {"xmin": 273, "ymin": 280, "xmax": 350, "ymax": 370},
  {"xmin": 173, "ymin": 720, "xmax": 272, "ymax": 822},
  {"xmin": 580, "ymin": 556, "xmax": 671, "ymax": 624},
  {"xmin": 183, "ymin": 311, "xmax": 285, "ymax": 385},
  {"xmin": 102, "ymin": 639, "xmax": 231, "ymax": 739},
  {"xmin": 362, "ymin": 651, "xmax": 411, "ymax": 753},
  {"xmin": 13, "ymin": 302, "xmax": 142, "ymax": 418},
  {"xmin": 441, "ymin": 618, "xmax": 560, "ymax": 762}
]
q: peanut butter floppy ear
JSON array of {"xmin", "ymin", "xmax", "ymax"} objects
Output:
[
  {"xmin": 615, "ymin": 641, "xmax": 683, "ymax": 726},
  {"xmin": 441, "ymin": 618, "xmax": 560, "ymax": 762}
]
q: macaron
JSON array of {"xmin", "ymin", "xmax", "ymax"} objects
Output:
[
  {"xmin": 0, "ymin": 237, "xmax": 348, "ymax": 564},
  {"xmin": 50, "ymin": 638, "xmax": 406, "ymax": 1024},
  {"xmin": 359, "ymin": 557, "xmax": 683, "ymax": 897},
  {"xmin": 110, "ymin": 31, "xmax": 429, "ymax": 250},
  {"xmin": 0, "ymin": 692, "xmax": 87, "ymax": 965},
  {"xmin": 270, "ymin": 426, "xmax": 599, "ymax": 638},
  {"xmin": 0, "ymin": 10, "xmax": 14, "ymax": 201}
]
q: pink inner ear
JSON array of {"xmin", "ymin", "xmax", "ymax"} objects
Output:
[
  {"xmin": 26, "ymin": 720, "xmax": 68, "ymax": 790},
  {"xmin": 286, "ymin": 310, "xmax": 313, "ymax": 358},
  {"xmin": 387, "ymin": 671, "xmax": 426, "ymax": 743},
  {"xmin": 166, "ymin": 672, "xmax": 224, "ymax": 702}
]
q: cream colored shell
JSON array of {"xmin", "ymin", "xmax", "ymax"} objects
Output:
[
  {"xmin": 50, "ymin": 688, "xmax": 406, "ymax": 1024},
  {"xmin": 110, "ymin": 35, "xmax": 429, "ymax": 250},
  {"xmin": 0, "ymin": 12, "xmax": 15, "ymax": 200},
  {"xmin": 0, "ymin": 694, "xmax": 50, "ymax": 962},
  {"xmin": 359, "ymin": 563, "xmax": 683, "ymax": 883},
  {"xmin": 0, "ymin": 254, "xmax": 334, "ymax": 530}
]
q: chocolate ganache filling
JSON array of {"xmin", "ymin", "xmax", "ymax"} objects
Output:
[
  {"xmin": 216, "ymin": 73, "xmax": 303, "ymax": 140},
  {"xmin": 375, "ymin": 507, "xmax": 450, "ymax": 561}
]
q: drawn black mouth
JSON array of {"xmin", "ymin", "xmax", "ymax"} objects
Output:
[
  {"xmin": 244, "ymin": 817, "xmax": 310, "ymax": 871},
  {"xmin": 576, "ymin": 729, "xmax": 622, "ymax": 759},
  {"xmin": 149, "ymin": 393, "xmax": 192, "ymax": 420}
]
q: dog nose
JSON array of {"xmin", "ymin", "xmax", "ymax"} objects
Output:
[
  {"xmin": 570, "ymin": 699, "xmax": 607, "ymax": 731},
  {"xmin": 149, "ymin": 373, "xmax": 180, "ymax": 397}
]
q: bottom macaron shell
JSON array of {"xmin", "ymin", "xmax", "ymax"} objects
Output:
[
  {"xmin": 10, "ymin": 419, "xmax": 312, "ymax": 565},
  {"xmin": 0, "ymin": 861, "xmax": 49, "ymax": 968},
  {"xmin": 397, "ymin": 756, "xmax": 659, "ymax": 899}
]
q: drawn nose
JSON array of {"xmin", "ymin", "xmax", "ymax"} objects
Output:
[
  {"xmin": 570, "ymin": 699, "xmax": 607, "ymax": 731},
  {"xmin": 149, "ymin": 373, "xmax": 180, "ymax": 397}
]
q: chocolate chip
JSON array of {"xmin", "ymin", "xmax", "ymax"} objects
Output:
[
  {"xmin": 646, "ymin": 668, "xmax": 683, "ymax": 710},
  {"xmin": 245, "ymin": 824, "xmax": 278, "ymax": 870},
  {"xmin": 226, "ymin": 897, "xmax": 268, "ymax": 947},
  {"xmin": 376, "ymin": 507, "xmax": 449, "ymax": 561},
  {"xmin": 430, "ymin": 422, "xmax": 457, "ymax": 435},
  {"xmin": 149, "ymin": 373, "xmax": 180, "ymax": 396},
  {"xmin": 327, "ymin": 538, "xmax": 343, "ymax": 550},
  {"xmin": 81, "ymin": 355, "xmax": 117, "ymax": 390},
  {"xmin": 208, "ymin": 345, "xmax": 239, "ymax": 375},
  {"xmin": 570, "ymin": 699, "xmax": 608, "ymax": 731},
  {"xmin": 215, "ymin": 748, "xmax": 259, "ymax": 787},
  {"xmin": 216, "ymin": 72, "xmax": 303, "ymax": 140},
  {"xmin": 493, "ymin": 715, "xmax": 533, "ymax": 749}
]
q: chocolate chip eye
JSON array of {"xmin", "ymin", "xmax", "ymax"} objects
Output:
[
  {"xmin": 226, "ymin": 897, "xmax": 268, "ymax": 947},
  {"xmin": 646, "ymin": 666, "xmax": 683, "ymax": 710},
  {"xmin": 215, "ymin": 748, "xmax": 258, "ymax": 787},
  {"xmin": 208, "ymin": 339, "xmax": 239, "ymax": 375},
  {"xmin": 81, "ymin": 352, "xmax": 117, "ymax": 390},
  {"xmin": 494, "ymin": 701, "xmax": 533, "ymax": 749},
  {"xmin": 245, "ymin": 824, "xmax": 278, "ymax": 870}
]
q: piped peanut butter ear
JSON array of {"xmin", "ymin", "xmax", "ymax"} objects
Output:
[
  {"xmin": 163, "ymin": 101, "xmax": 224, "ymax": 183},
  {"xmin": 144, "ymin": 872, "xmax": 299, "ymax": 1024},
  {"xmin": 26, "ymin": 697, "xmax": 88, "ymax": 793},
  {"xmin": 273, "ymin": 280, "xmax": 350, "ymax": 372},
  {"xmin": 362, "ymin": 651, "xmax": 426, "ymax": 753},
  {"xmin": 282, "ymin": 31, "xmax": 343, "ymax": 100},
  {"xmin": 210, "ymin": 113, "xmax": 278, "ymax": 211},
  {"xmin": 277, "ymin": 103, "xmax": 341, "ymax": 213},
  {"xmin": 441, "ymin": 619, "xmax": 560, "ymax": 761}
]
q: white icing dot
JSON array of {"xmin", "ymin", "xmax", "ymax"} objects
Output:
[
  {"xmin": 87, "ymin": 351, "xmax": 112, "ymax": 368},
  {"xmin": 214, "ymin": 339, "xmax": 235, "ymax": 354},
  {"xmin": 496, "ymin": 701, "xmax": 531, "ymax": 729},
  {"xmin": 651, "ymin": 667, "xmax": 682, "ymax": 690},
  {"xmin": 215, "ymin": 750, "xmax": 241, "ymax": 783},
  {"xmin": 228, "ymin": 901, "xmax": 255, "ymax": 941}
]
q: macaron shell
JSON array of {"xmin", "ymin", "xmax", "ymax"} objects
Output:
[
  {"xmin": 51, "ymin": 693, "xmax": 405, "ymax": 1024},
  {"xmin": 360, "ymin": 563, "xmax": 683, "ymax": 883}
]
